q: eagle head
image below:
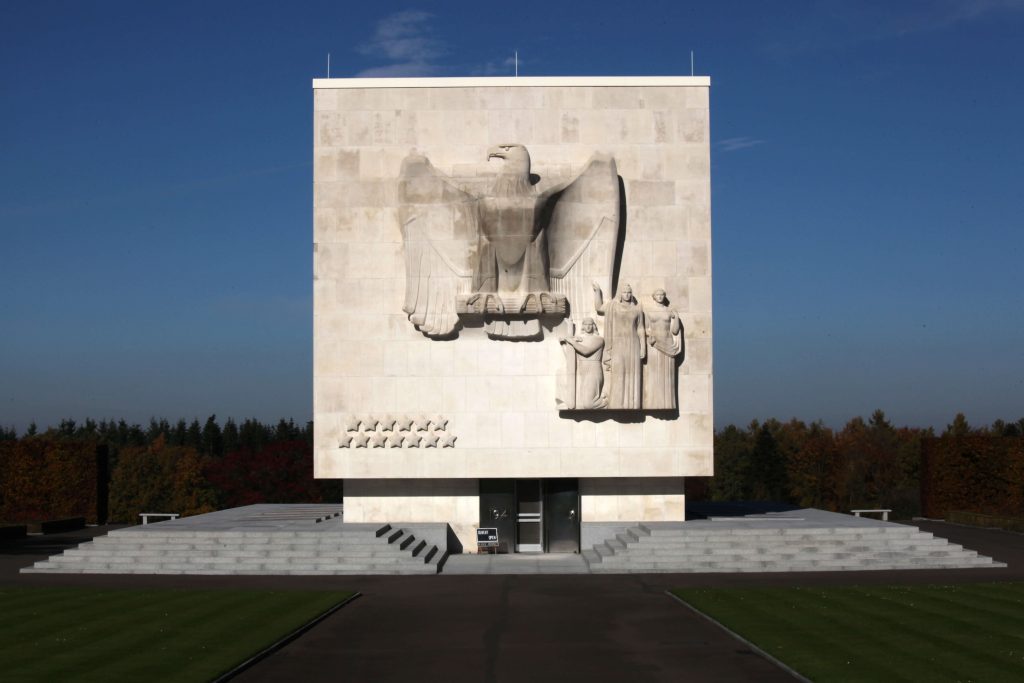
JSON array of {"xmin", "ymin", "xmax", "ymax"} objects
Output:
[{"xmin": 487, "ymin": 143, "xmax": 531, "ymax": 178}]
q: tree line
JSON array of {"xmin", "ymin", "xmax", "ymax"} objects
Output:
[
  {"xmin": 2, "ymin": 411, "xmax": 1022, "ymax": 524},
  {"xmin": 704, "ymin": 410, "xmax": 1024, "ymax": 519},
  {"xmin": 0, "ymin": 416, "xmax": 340, "ymax": 524}
]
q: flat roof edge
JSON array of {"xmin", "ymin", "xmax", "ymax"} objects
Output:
[{"xmin": 312, "ymin": 76, "xmax": 711, "ymax": 89}]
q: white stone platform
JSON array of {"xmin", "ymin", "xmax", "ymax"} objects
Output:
[
  {"xmin": 22, "ymin": 504, "xmax": 446, "ymax": 576},
  {"xmin": 581, "ymin": 508, "xmax": 1006, "ymax": 573},
  {"xmin": 21, "ymin": 505, "xmax": 1005, "ymax": 576}
]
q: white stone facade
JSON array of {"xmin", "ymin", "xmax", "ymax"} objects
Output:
[{"xmin": 313, "ymin": 77, "xmax": 712, "ymax": 548}]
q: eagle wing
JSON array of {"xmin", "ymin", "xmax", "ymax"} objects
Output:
[
  {"xmin": 546, "ymin": 154, "xmax": 621, "ymax": 327},
  {"xmin": 399, "ymin": 153, "xmax": 477, "ymax": 338}
]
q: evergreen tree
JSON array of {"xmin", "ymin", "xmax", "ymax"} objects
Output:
[
  {"xmin": 222, "ymin": 418, "xmax": 240, "ymax": 454},
  {"xmin": 186, "ymin": 419, "xmax": 203, "ymax": 451},
  {"xmin": 171, "ymin": 419, "xmax": 187, "ymax": 446},
  {"xmin": 202, "ymin": 415, "xmax": 223, "ymax": 457},
  {"xmin": 945, "ymin": 413, "xmax": 972, "ymax": 436},
  {"xmin": 239, "ymin": 419, "xmax": 270, "ymax": 451},
  {"xmin": 750, "ymin": 424, "xmax": 788, "ymax": 502},
  {"xmin": 711, "ymin": 424, "xmax": 754, "ymax": 501}
]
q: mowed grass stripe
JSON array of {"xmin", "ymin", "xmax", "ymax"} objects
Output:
[
  {"xmin": 687, "ymin": 588, "xmax": 947, "ymax": 683},
  {"xmin": 808, "ymin": 588, "xmax": 1020, "ymax": 681},
  {"xmin": 2, "ymin": 589, "xmax": 200, "ymax": 673},
  {"xmin": 678, "ymin": 588, "xmax": 946, "ymax": 683},
  {"xmin": 759, "ymin": 587, "xmax": 1021, "ymax": 682},
  {"xmin": 0, "ymin": 588, "xmax": 353, "ymax": 683},
  {"xmin": 59, "ymin": 590, "xmax": 257, "ymax": 680},
  {"xmin": 674, "ymin": 583, "xmax": 1024, "ymax": 683},
  {"xmin": 1, "ymin": 589, "xmax": 187, "ymax": 659}
]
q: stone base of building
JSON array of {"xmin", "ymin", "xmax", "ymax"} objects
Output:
[{"xmin": 342, "ymin": 477, "xmax": 685, "ymax": 552}]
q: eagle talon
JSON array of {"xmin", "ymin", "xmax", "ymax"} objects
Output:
[{"xmin": 470, "ymin": 292, "xmax": 505, "ymax": 314}]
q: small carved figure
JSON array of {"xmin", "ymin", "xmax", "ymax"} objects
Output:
[
  {"xmin": 593, "ymin": 282, "xmax": 646, "ymax": 409},
  {"xmin": 557, "ymin": 317, "xmax": 607, "ymax": 410},
  {"xmin": 643, "ymin": 289, "xmax": 684, "ymax": 410}
]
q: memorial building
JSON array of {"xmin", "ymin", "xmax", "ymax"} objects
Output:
[{"xmin": 312, "ymin": 76, "xmax": 713, "ymax": 552}]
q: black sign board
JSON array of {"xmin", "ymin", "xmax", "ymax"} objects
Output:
[{"xmin": 477, "ymin": 527, "xmax": 498, "ymax": 547}]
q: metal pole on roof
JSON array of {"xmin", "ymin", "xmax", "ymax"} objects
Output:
[{"xmin": 327, "ymin": 53, "xmax": 331, "ymax": 78}]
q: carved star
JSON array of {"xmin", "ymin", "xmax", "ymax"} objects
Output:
[
  {"xmin": 440, "ymin": 432, "xmax": 457, "ymax": 448},
  {"xmin": 430, "ymin": 415, "xmax": 449, "ymax": 430},
  {"xmin": 421, "ymin": 431, "xmax": 440, "ymax": 448},
  {"xmin": 376, "ymin": 414, "xmax": 396, "ymax": 431},
  {"xmin": 412, "ymin": 415, "xmax": 431, "ymax": 431},
  {"xmin": 339, "ymin": 435, "xmax": 353, "ymax": 448},
  {"xmin": 394, "ymin": 416, "xmax": 414, "ymax": 431},
  {"xmin": 368, "ymin": 431, "xmax": 387, "ymax": 448},
  {"xmin": 386, "ymin": 432, "xmax": 405, "ymax": 448},
  {"xmin": 403, "ymin": 433, "xmax": 422, "ymax": 448},
  {"xmin": 351, "ymin": 432, "xmax": 370, "ymax": 448},
  {"xmin": 343, "ymin": 415, "xmax": 363, "ymax": 432}
]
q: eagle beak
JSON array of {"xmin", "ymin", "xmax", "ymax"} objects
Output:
[{"xmin": 487, "ymin": 147, "xmax": 506, "ymax": 160}]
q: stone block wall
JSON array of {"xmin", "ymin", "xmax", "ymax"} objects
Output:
[{"xmin": 313, "ymin": 77, "xmax": 713, "ymax": 541}]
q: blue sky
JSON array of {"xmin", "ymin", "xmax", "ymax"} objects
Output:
[{"xmin": 2, "ymin": 0, "xmax": 1022, "ymax": 432}]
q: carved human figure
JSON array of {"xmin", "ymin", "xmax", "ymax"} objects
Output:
[
  {"xmin": 557, "ymin": 317, "xmax": 607, "ymax": 410},
  {"xmin": 643, "ymin": 289, "xmax": 684, "ymax": 410},
  {"xmin": 593, "ymin": 283, "xmax": 646, "ymax": 409}
]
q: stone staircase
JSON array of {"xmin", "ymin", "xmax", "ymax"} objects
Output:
[
  {"xmin": 583, "ymin": 522, "xmax": 1005, "ymax": 573},
  {"xmin": 22, "ymin": 519, "xmax": 447, "ymax": 576}
]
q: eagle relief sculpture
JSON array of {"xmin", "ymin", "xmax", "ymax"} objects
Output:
[
  {"xmin": 397, "ymin": 143, "xmax": 682, "ymax": 413},
  {"xmin": 399, "ymin": 143, "xmax": 620, "ymax": 340}
]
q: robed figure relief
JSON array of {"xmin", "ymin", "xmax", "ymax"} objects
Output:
[
  {"xmin": 556, "ymin": 317, "xmax": 607, "ymax": 410},
  {"xmin": 642, "ymin": 289, "xmax": 684, "ymax": 410},
  {"xmin": 593, "ymin": 283, "xmax": 646, "ymax": 410},
  {"xmin": 399, "ymin": 144, "xmax": 620, "ymax": 340}
]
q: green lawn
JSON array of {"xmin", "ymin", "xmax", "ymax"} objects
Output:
[
  {"xmin": 0, "ymin": 587, "xmax": 354, "ymax": 682},
  {"xmin": 673, "ymin": 583, "xmax": 1024, "ymax": 683}
]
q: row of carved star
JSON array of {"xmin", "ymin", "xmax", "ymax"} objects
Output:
[
  {"xmin": 341, "ymin": 431, "xmax": 457, "ymax": 448},
  {"xmin": 344, "ymin": 414, "xmax": 448, "ymax": 433}
]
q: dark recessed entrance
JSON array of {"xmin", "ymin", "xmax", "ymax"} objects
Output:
[{"xmin": 479, "ymin": 479, "xmax": 579, "ymax": 553}]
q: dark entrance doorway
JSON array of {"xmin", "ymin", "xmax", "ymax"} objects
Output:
[
  {"xmin": 478, "ymin": 479, "xmax": 579, "ymax": 553},
  {"xmin": 544, "ymin": 478, "xmax": 580, "ymax": 553},
  {"xmin": 479, "ymin": 479, "xmax": 515, "ymax": 554}
]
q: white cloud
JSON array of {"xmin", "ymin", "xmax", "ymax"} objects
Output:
[
  {"xmin": 355, "ymin": 11, "xmax": 445, "ymax": 77},
  {"xmin": 717, "ymin": 137, "xmax": 765, "ymax": 152},
  {"xmin": 472, "ymin": 56, "xmax": 518, "ymax": 77}
]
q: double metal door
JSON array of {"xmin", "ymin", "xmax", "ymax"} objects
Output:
[{"xmin": 479, "ymin": 479, "xmax": 580, "ymax": 553}]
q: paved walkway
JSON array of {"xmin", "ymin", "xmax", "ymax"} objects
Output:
[
  {"xmin": 234, "ymin": 574, "xmax": 796, "ymax": 683},
  {"xmin": 2, "ymin": 520, "xmax": 1021, "ymax": 682}
]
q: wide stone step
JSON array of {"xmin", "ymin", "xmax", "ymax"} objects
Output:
[{"xmin": 615, "ymin": 542, "xmax": 963, "ymax": 558}]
